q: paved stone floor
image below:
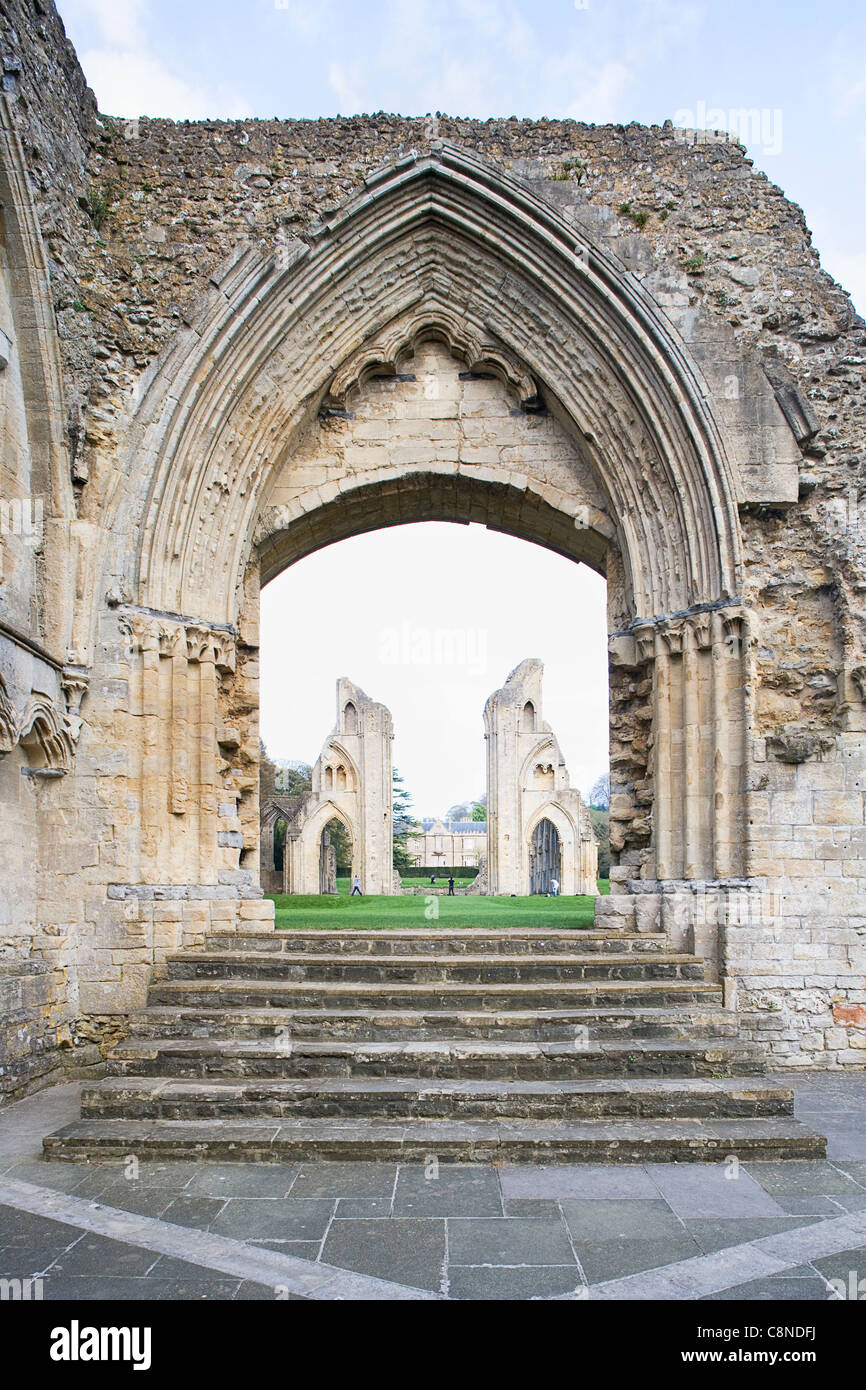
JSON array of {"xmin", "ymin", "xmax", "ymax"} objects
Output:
[{"xmin": 0, "ymin": 1074, "xmax": 864, "ymax": 1300}]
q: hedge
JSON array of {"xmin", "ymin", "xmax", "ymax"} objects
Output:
[{"xmin": 400, "ymin": 866, "xmax": 481, "ymax": 879}]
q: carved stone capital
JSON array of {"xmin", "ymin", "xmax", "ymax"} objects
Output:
[{"xmin": 124, "ymin": 613, "xmax": 237, "ymax": 672}]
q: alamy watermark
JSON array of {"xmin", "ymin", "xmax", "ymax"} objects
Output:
[
  {"xmin": 0, "ymin": 496, "xmax": 43, "ymax": 541},
  {"xmin": 828, "ymin": 1270, "xmax": 866, "ymax": 1300},
  {"xmin": 673, "ymin": 102, "xmax": 783, "ymax": 157},
  {"xmin": 379, "ymin": 623, "xmax": 487, "ymax": 675},
  {"xmin": 0, "ymin": 1276, "xmax": 44, "ymax": 1300}
]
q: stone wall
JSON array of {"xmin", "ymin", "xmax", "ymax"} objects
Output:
[{"xmin": 0, "ymin": 0, "xmax": 864, "ymax": 1092}]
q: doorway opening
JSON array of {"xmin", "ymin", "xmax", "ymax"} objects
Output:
[
  {"xmin": 321, "ymin": 815, "xmax": 353, "ymax": 894},
  {"xmin": 530, "ymin": 817, "xmax": 561, "ymax": 896}
]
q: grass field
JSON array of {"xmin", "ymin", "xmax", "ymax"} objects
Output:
[{"xmin": 270, "ymin": 881, "xmax": 610, "ymax": 930}]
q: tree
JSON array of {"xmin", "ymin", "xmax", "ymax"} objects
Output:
[
  {"xmin": 589, "ymin": 808, "xmax": 611, "ymax": 881},
  {"xmin": 393, "ymin": 768, "xmax": 420, "ymax": 873},
  {"xmin": 276, "ymin": 761, "xmax": 312, "ymax": 797},
  {"xmin": 260, "ymin": 741, "xmax": 278, "ymax": 803},
  {"xmin": 273, "ymin": 816, "xmax": 287, "ymax": 872},
  {"xmin": 589, "ymin": 773, "xmax": 610, "ymax": 810},
  {"xmin": 471, "ymin": 802, "xmax": 487, "ymax": 822},
  {"xmin": 446, "ymin": 801, "xmax": 472, "ymax": 822},
  {"xmin": 324, "ymin": 817, "xmax": 352, "ymax": 873}
]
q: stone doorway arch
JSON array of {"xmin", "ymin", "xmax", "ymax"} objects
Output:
[
  {"xmin": 57, "ymin": 141, "xmax": 826, "ymax": 1020},
  {"xmin": 530, "ymin": 818, "xmax": 561, "ymax": 896},
  {"xmin": 3, "ymin": 12, "xmax": 865, "ymax": 1085}
]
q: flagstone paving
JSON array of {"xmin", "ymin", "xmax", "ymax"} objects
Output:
[{"xmin": 0, "ymin": 1077, "xmax": 865, "ymax": 1300}]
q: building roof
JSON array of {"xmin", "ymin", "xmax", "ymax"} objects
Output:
[{"xmin": 418, "ymin": 820, "xmax": 487, "ymax": 834}]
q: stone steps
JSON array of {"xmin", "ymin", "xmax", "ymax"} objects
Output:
[
  {"xmin": 147, "ymin": 977, "xmax": 724, "ymax": 1011},
  {"xmin": 106, "ymin": 1035, "xmax": 764, "ymax": 1080},
  {"xmin": 128, "ymin": 1003, "xmax": 742, "ymax": 1042},
  {"xmin": 209, "ymin": 930, "xmax": 669, "ymax": 956},
  {"xmin": 44, "ymin": 1116, "xmax": 826, "ymax": 1165},
  {"xmin": 42, "ymin": 926, "xmax": 827, "ymax": 1164},
  {"xmin": 80, "ymin": 1075, "xmax": 796, "ymax": 1122},
  {"xmin": 164, "ymin": 950, "xmax": 706, "ymax": 984}
]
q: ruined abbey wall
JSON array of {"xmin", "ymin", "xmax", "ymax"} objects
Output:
[{"xmin": 0, "ymin": 0, "xmax": 864, "ymax": 1094}]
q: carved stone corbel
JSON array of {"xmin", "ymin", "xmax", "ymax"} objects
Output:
[
  {"xmin": 0, "ymin": 670, "xmax": 82, "ymax": 771},
  {"xmin": 0, "ymin": 673, "xmax": 17, "ymax": 754},
  {"xmin": 18, "ymin": 691, "xmax": 75, "ymax": 772},
  {"xmin": 61, "ymin": 664, "xmax": 90, "ymax": 746}
]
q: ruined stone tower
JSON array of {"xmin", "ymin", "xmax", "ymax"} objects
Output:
[
  {"xmin": 281, "ymin": 678, "xmax": 395, "ymax": 896},
  {"xmin": 484, "ymin": 660, "xmax": 599, "ymax": 896}
]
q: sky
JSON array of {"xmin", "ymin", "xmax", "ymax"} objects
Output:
[
  {"xmin": 54, "ymin": 0, "xmax": 866, "ymax": 813},
  {"xmin": 259, "ymin": 525, "xmax": 609, "ymax": 816}
]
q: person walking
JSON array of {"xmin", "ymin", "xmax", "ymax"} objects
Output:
[
  {"xmin": 550, "ymin": 877, "xmax": 559, "ymax": 898},
  {"xmin": 351, "ymin": 874, "xmax": 363, "ymax": 896},
  {"xmin": 448, "ymin": 875, "xmax": 455, "ymax": 896}
]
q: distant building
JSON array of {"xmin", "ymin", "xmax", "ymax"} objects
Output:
[{"xmin": 406, "ymin": 818, "xmax": 487, "ymax": 870}]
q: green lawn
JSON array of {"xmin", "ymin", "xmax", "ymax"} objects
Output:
[{"xmin": 270, "ymin": 882, "xmax": 610, "ymax": 930}]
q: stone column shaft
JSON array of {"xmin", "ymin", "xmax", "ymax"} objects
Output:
[{"xmin": 653, "ymin": 633, "xmax": 674, "ymax": 880}]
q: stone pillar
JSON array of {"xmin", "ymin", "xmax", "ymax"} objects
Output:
[
  {"xmin": 169, "ymin": 628, "xmax": 190, "ymax": 817},
  {"xmin": 652, "ymin": 629, "xmax": 673, "ymax": 880},
  {"xmin": 682, "ymin": 621, "xmax": 702, "ymax": 877},
  {"xmin": 138, "ymin": 621, "xmax": 161, "ymax": 877},
  {"xmin": 196, "ymin": 639, "xmax": 218, "ymax": 881}
]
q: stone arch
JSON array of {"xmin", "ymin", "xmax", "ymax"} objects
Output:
[
  {"xmin": 112, "ymin": 143, "xmax": 801, "ymax": 641},
  {"xmin": 87, "ymin": 141, "xmax": 809, "ymax": 937},
  {"xmin": 0, "ymin": 103, "xmax": 75, "ymax": 660},
  {"xmin": 525, "ymin": 801, "xmax": 595, "ymax": 898},
  {"xmin": 319, "ymin": 740, "xmax": 359, "ymax": 796},
  {"xmin": 529, "ymin": 815, "xmax": 561, "ymax": 895},
  {"xmin": 286, "ymin": 799, "xmax": 357, "ymax": 896},
  {"xmin": 259, "ymin": 797, "xmax": 297, "ymax": 894},
  {"xmin": 519, "ymin": 737, "xmax": 562, "ymax": 790},
  {"xmin": 273, "ymin": 817, "xmax": 287, "ymax": 871}
]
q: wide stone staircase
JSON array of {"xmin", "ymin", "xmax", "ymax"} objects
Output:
[{"xmin": 43, "ymin": 927, "xmax": 826, "ymax": 1163}]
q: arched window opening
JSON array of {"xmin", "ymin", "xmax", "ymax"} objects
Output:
[
  {"xmin": 321, "ymin": 816, "xmax": 353, "ymax": 894},
  {"xmin": 529, "ymin": 818, "xmax": 561, "ymax": 895},
  {"xmin": 273, "ymin": 817, "xmax": 287, "ymax": 873}
]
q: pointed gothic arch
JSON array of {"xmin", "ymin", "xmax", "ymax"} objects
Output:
[{"xmin": 73, "ymin": 140, "xmax": 810, "ymax": 982}]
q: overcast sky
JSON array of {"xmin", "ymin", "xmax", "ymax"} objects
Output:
[
  {"xmin": 54, "ymin": 0, "xmax": 866, "ymax": 813},
  {"xmin": 259, "ymin": 526, "xmax": 609, "ymax": 815}
]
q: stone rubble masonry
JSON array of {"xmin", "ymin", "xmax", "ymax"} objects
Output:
[{"xmin": 0, "ymin": 0, "xmax": 864, "ymax": 1097}]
